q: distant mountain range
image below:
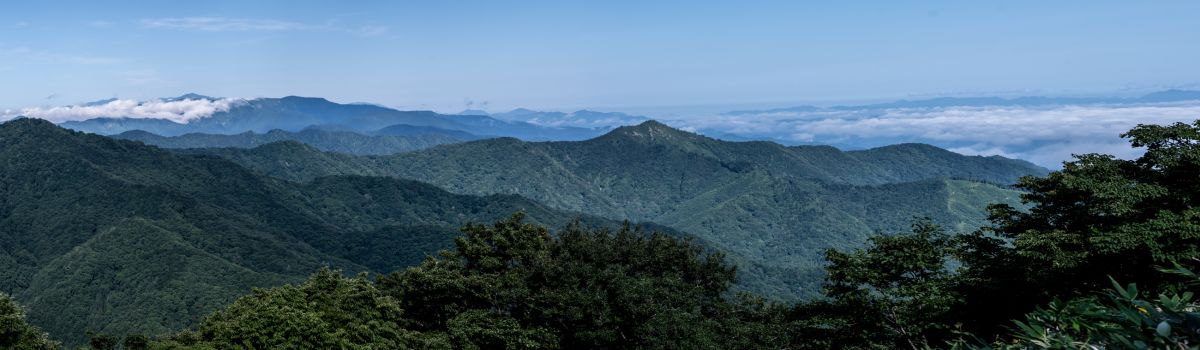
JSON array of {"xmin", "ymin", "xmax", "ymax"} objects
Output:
[
  {"xmin": 114, "ymin": 124, "xmax": 481, "ymax": 155},
  {"xmin": 32, "ymin": 90, "xmax": 1200, "ymax": 156},
  {"xmin": 59, "ymin": 95, "xmax": 607, "ymax": 141},
  {"xmin": 723, "ymin": 89, "xmax": 1200, "ymax": 115},
  {"xmin": 183, "ymin": 121, "xmax": 1047, "ymax": 299},
  {"xmin": 483, "ymin": 108, "xmax": 649, "ymax": 128}
]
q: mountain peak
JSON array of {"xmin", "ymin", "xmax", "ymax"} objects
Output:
[
  {"xmin": 0, "ymin": 117, "xmax": 63, "ymax": 134},
  {"xmin": 457, "ymin": 109, "xmax": 489, "ymax": 116},
  {"xmin": 164, "ymin": 93, "xmax": 217, "ymax": 101},
  {"xmin": 279, "ymin": 95, "xmax": 333, "ymax": 103},
  {"xmin": 1140, "ymin": 89, "xmax": 1200, "ymax": 102},
  {"xmin": 600, "ymin": 120, "xmax": 701, "ymax": 143}
]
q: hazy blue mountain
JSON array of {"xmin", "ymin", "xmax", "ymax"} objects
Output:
[
  {"xmin": 81, "ymin": 97, "xmax": 119, "ymax": 106},
  {"xmin": 722, "ymin": 105, "xmax": 822, "ymax": 115},
  {"xmin": 60, "ymin": 96, "xmax": 605, "ymax": 141},
  {"xmin": 162, "ymin": 93, "xmax": 217, "ymax": 102},
  {"xmin": 60, "ymin": 117, "xmax": 191, "ymax": 136},
  {"xmin": 372, "ymin": 124, "xmax": 483, "ymax": 140},
  {"xmin": 837, "ymin": 89, "xmax": 1200, "ymax": 110},
  {"xmin": 456, "ymin": 109, "xmax": 490, "ymax": 116},
  {"xmin": 490, "ymin": 108, "xmax": 649, "ymax": 128},
  {"xmin": 1138, "ymin": 89, "xmax": 1200, "ymax": 103},
  {"xmin": 724, "ymin": 89, "xmax": 1200, "ymax": 114},
  {"xmin": 113, "ymin": 126, "xmax": 474, "ymax": 155}
]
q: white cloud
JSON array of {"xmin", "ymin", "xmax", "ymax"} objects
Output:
[
  {"xmin": 140, "ymin": 17, "xmax": 304, "ymax": 31},
  {"xmin": 2, "ymin": 98, "xmax": 244, "ymax": 123},
  {"xmin": 669, "ymin": 103, "xmax": 1200, "ymax": 168},
  {"xmin": 140, "ymin": 17, "xmax": 389, "ymax": 37}
]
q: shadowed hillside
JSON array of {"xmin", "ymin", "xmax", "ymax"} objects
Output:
[
  {"xmin": 0, "ymin": 118, "xmax": 665, "ymax": 345},
  {"xmin": 184, "ymin": 120, "xmax": 1046, "ymax": 299}
]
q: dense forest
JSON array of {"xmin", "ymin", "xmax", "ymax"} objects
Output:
[
  {"xmin": 4, "ymin": 118, "xmax": 1195, "ymax": 348},
  {"xmin": 0, "ymin": 118, "xmax": 672, "ymax": 345},
  {"xmin": 113, "ymin": 125, "xmax": 476, "ymax": 156},
  {"xmin": 5, "ymin": 119, "xmax": 1199, "ymax": 349},
  {"xmin": 184, "ymin": 121, "xmax": 1045, "ymax": 299}
]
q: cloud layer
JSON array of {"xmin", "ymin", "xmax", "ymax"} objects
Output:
[
  {"xmin": 670, "ymin": 103, "xmax": 1200, "ymax": 168},
  {"xmin": 2, "ymin": 98, "xmax": 243, "ymax": 123}
]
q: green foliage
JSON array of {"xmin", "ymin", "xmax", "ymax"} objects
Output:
[
  {"xmin": 982, "ymin": 265, "xmax": 1200, "ymax": 349},
  {"xmin": 153, "ymin": 268, "xmax": 445, "ymax": 349},
  {"xmin": 444, "ymin": 310, "xmax": 558, "ymax": 350},
  {"xmin": 814, "ymin": 221, "xmax": 963, "ymax": 349},
  {"xmin": 377, "ymin": 213, "xmax": 798, "ymax": 349},
  {"xmin": 141, "ymin": 214, "xmax": 807, "ymax": 349},
  {"xmin": 122, "ymin": 334, "xmax": 149, "ymax": 350},
  {"xmin": 0, "ymin": 293, "xmax": 59, "ymax": 350},
  {"xmin": 0, "ymin": 119, "xmax": 647, "ymax": 346},
  {"xmin": 807, "ymin": 119, "xmax": 1200, "ymax": 347},
  {"xmin": 948, "ymin": 120, "xmax": 1200, "ymax": 338},
  {"xmin": 190, "ymin": 121, "xmax": 1040, "ymax": 299},
  {"xmin": 86, "ymin": 332, "xmax": 117, "ymax": 350}
]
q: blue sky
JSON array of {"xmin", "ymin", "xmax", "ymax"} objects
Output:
[{"xmin": 2, "ymin": 0, "xmax": 1198, "ymax": 112}]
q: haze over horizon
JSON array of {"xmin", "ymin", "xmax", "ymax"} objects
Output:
[{"xmin": 3, "ymin": 0, "xmax": 1199, "ymax": 112}]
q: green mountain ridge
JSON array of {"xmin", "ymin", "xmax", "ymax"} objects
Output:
[
  {"xmin": 113, "ymin": 126, "xmax": 474, "ymax": 155},
  {"xmin": 184, "ymin": 120, "xmax": 1044, "ymax": 299},
  {"xmin": 0, "ymin": 118, "xmax": 663, "ymax": 345}
]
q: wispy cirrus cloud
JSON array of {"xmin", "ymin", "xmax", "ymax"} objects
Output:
[
  {"xmin": 139, "ymin": 17, "xmax": 388, "ymax": 36},
  {"xmin": 140, "ymin": 17, "xmax": 304, "ymax": 31}
]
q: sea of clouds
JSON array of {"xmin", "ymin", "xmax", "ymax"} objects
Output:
[
  {"xmin": 1, "ymin": 97, "xmax": 244, "ymax": 124},
  {"xmin": 669, "ymin": 102, "xmax": 1200, "ymax": 168},
  {"xmin": 4, "ymin": 94, "xmax": 1198, "ymax": 169}
]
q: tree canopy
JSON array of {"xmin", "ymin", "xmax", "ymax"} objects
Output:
[
  {"xmin": 148, "ymin": 213, "xmax": 806, "ymax": 349},
  {"xmin": 0, "ymin": 293, "xmax": 59, "ymax": 350}
]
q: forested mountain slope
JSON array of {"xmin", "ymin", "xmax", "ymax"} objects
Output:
[
  {"xmin": 113, "ymin": 126, "xmax": 473, "ymax": 155},
  {"xmin": 0, "ymin": 118, "xmax": 646, "ymax": 345},
  {"xmin": 186, "ymin": 121, "xmax": 1045, "ymax": 298}
]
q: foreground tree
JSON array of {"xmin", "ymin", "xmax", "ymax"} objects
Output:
[
  {"xmin": 0, "ymin": 293, "xmax": 59, "ymax": 350},
  {"xmin": 147, "ymin": 213, "xmax": 803, "ymax": 349},
  {"xmin": 819, "ymin": 220, "xmax": 962, "ymax": 349},
  {"xmin": 977, "ymin": 264, "xmax": 1200, "ymax": 349},
  {"xmin": 811, "ymin": 120, "xmax": 1200, "ymax": 347},
  {"xmin": 954, "ymin": 120, "xmax": 1200, "ymax": 338},
  {"xmin": 377, "ymin": 213, "xmax": 806, "ymax": 349},
  {"xmin": 152, "ymin": 269, "xmax": 447, "ymax": 349}
]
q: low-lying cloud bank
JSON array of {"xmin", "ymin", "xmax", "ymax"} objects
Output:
[
  {"xmin": 671, "ymin": 102, "xmax": 1200, "ymax": 168},
  {"xmin": 2, "ymin": 97, "xmax": 243, "ymax": 123}
]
